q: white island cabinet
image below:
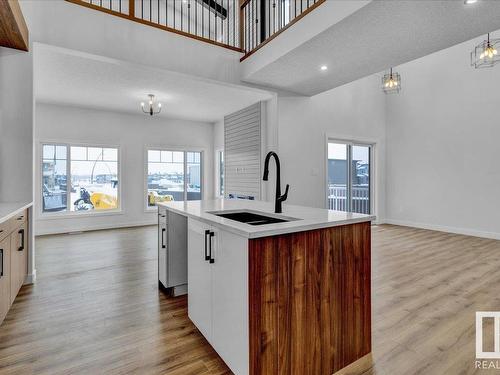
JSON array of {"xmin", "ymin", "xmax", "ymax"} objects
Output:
[{"xmin": 187, "ymin": 217, "xmax": 249, "ymax": 375}]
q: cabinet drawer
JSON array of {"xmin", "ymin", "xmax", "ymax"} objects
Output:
[
  {"xmin": 9, "ymin": 210, "xmax": 27, "ymax": 231},
  {"xmin": 0, "ymin": 220, "xmax": 9, "ymax": 242}
]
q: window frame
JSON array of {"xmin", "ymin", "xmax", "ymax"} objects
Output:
[
  {"xmin": 325, "ymin": 137, "xmax": 375, "ymax": 216},
  {"xmin": 215, "ymin": 148, "xmax": 224, "ymax": 198},
  {"xmin": 144, "ymin": 145, "xmax": 204, "ymax": 212},
  {"xmin": 38, "ymin": 141, "xmax": 122, "ymax": 218}
]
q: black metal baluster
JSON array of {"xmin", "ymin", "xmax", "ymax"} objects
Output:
[
  {"xmin": 166, "ymin": 0, "xmax": 168, "ymax": 27},
  {"xmin": 173, "ymin": 0, "xmax": 176, "ymax": 29},
  {"xmin": 209, "ymin": 1, "xmax": 211, "ymax": 40},
  {"xmin": 119, "ymin": 0, "xmax": 121, "ymax": 12},
  {"xmin": 215, "ymin": 12, "xmax": 217, "ymax": 42},
  {"xmin": 141, "ymin": 0, "xmax": 143, "ymax": 18},
  {"xmin": 157, "ymin": 0, "xmax": 160, "ymax": 23},
  {"xmin": 150, "ymin": 0, "xmax": 152, "ymax": 21},
  {"xmin": 181, "ymin": 0, "xmax": 183, "ymax": 31},
  {"xmin": 202, "ymin": 1, "xmax": 204, "ymax": 37},
  {"xmin": 188, "ymin": 0, "xmax": 191, "ymax": 34},
  {"xmin": 195, "ymin": 0, "xmax": 197, "ymax": 35},
  {"xmin": 233, "ymin": 0, "xmax": 235, "ymax": 47}
]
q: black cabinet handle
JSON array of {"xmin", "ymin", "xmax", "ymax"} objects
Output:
[
  {"xmin": 161, "ymin": 228, "xmax": 166, "ymax": 249},
  {"xmin": 204, "ymin": 230, "xmax": 210, "ymax": 261},
  {"xmin": 18, "ymin": 229, "xmax": 24, "ymax": 251},
  {"xmin": 209, "ymin": 231, "xmax": 215, "ymax": 264},
  {"xmin": 0, "ymin": 248, "xmax": 3, "ymax": 277}
]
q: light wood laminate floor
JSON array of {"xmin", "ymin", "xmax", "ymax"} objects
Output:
[{"xmin": 0, "ymin": 225, "xmax": 499, "ymax": 374}]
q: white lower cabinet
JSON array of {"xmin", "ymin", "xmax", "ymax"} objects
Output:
[{"xmin": 187, "ymin": 218, "xmax": 249, "ymax": 375}]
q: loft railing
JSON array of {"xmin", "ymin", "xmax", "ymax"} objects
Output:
[
  {"xmin": 66, "ymin": 0, "xmax": 325, "ymax": 56},
  {"xmin": 239, "ymin": 0, "xmax": 325, "ymax": 60},
  {"xmin": 66, "ymin": 0, "xmax": 242, "ymax": 51}
]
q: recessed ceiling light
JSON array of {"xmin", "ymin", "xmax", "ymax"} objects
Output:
[
  {"xmin": 320, "ymin": 65, "xmax": 328, "ymax": 71},
  {"xmin": 464, "ymin": 0, "xmax": 478, "ymax": 4}
]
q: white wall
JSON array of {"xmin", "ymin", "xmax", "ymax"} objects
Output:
[
  {"xmin": 0, "ymin": 47, "xmax": 33, "ymax": 203},
  {"xmin": 386, "ymin": 33, "xmax": 500, "ymax": 239},
  {"xmin": 277, "ymin": 75, "xmax": 386, "ymax": 221},
  {"xmin": 20, "ymin": 0, "xmax": 241, "ymax": 84},
  {"xmin": 35, "ymin": 103, "xmax": 214, "ymax": 235}
]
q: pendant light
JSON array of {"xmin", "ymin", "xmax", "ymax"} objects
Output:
[
  {"xmin": 382, "ymin": 68, "xmax": 401, "ymax": 94},
  {"xmin": 471, "ymin": 33, "xmax": 499, "ymax": 69},
  {"xmin": 141, "ymin": 94, "xmax": 162, "ymax": 116}
]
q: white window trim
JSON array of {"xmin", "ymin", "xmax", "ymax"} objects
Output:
[
  {"xmin": 324, "ymin": 135, "xmax": 376, "ymax": 218},
  {"xmin": 144, "ymin": 145, "xmax": 205, "ymax": 212},
  {"xmin": 215, "ymin": 148, "xmax": 224, "ymax": 198},
  {"xmin": 38, "ymin": 141, "xmax": 122, "ymax": 219}
]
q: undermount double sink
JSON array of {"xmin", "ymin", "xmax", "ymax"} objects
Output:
[{"xmin": 208, "ymin": 210, "xmax": 300, "ymax": 226}]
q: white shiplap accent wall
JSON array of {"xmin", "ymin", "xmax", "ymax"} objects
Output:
[{"xmin": 224, "ymin": 102, "xmax": 261, "ymax": 199}]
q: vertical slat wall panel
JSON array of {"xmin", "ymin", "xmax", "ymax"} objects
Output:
[{"xmin": 224, "ymin": 102, "xmax": 261, "ymax": 199}]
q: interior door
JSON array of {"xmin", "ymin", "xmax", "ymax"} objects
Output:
[{"xmin": 187, "ymin": 218, "xmax": 212, "ymax": 341}]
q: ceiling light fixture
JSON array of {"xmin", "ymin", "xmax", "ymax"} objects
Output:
[
  {"xmin": 471, "ymin": 33, "xmax": 499, "ymax": 69},
  {"xmin": 382, "ymin": 68, "xmax": 401, "ymax": 94},
  {"xmin": 464, "ymin": 0, "xmax": 478, "ymax": 4},
  {"xmin": 320, "ymin": 65, "xmax": 328, "ymax": 71},
  {"xmin": 141, "ymin": 94, "xmax": 162, "ymax": 116}
]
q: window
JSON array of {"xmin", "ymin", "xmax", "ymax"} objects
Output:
[
  {"xmin": 327, "ymin": 141, "xmax": 372, "ymax": 214},
  {"xmin": 216, "ymin": 150, "xmax": 224, "ymax": 197},
  {"xmin": 146, "ymin": 149, "xmax": 202, "ymax": 207},
  {"xmin": 70, "ymin": 146, "xmax": 119, "ymax": 211},
  {"xmin": 41, "ymin": 143, "xmax": 119, "ymax": 214},
  {"xmin": 42, "ymin": 144, "xmax": 68, "ymax": 212}
]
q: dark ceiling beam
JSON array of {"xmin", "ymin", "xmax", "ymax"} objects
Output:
[
  {"xmin": 0, "ymin": 0, "xmax": 29, "ymax": 51},
  {"xmin": 195, "ymin": 0, "xmax": 228, "ymax": 20}
]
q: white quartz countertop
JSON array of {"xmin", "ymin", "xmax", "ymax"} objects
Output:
[
  {"xmin": 157, "ymin": 199, "xmax": 374, "ymax": 239},
  {"xmin": 0, "ymin": 202, "xmax": 33, "ymax": 223}
]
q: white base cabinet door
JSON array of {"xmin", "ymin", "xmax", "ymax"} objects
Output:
[
  {"xmin": 211, "ymin": 227, "xmax": 249, "ymax": 375},
  {"xmin": 187, "ymin": 218, "xmax": 249, "ymax": 375},
  {"xmin": 187, "ymin": 218, "xmax": 212, "ymax": 340}
]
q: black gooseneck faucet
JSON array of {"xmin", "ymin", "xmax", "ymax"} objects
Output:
[{"xmin": 263, "ymin": 151, "xmax": 289, "ymax": 214}]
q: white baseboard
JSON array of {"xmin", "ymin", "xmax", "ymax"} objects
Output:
[
  {"xmin": 35, "ymin": 220, "xmax": 156, "ymax": 236},
  {"xmin": 383, "ymin": 219, "xmax": 500, "ymax": 240},
  {"xmin": 25, "ymin": 270, "xmax": 36, "ymax": 284}
]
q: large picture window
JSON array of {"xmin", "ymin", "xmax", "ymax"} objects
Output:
[
  {"xmin": 147, "ymin": 149, "xmax": 202, "ymax": 207},
  {"xmin": 41, "ymin": 143, "xmax": 119, "ymax": 214}
]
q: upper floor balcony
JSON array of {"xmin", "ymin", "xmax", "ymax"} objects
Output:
[{"xmin": 66, "ymin": 0, "xmax": 326, "ymax": 59}]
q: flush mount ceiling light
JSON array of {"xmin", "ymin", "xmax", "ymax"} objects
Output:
[
  {"xmin": 464, "ymin": 0, "xmax": 478, "ymax": 4},
  {"xmin": 382, "ymin": 68, "xmax": 401, "ymax": 94},
  {"xmin": 320, "ymin": 65, "xmax": 328, "ymax": 71},
  {"xmin": 471, "ymin": 33, "xmax": 499, "ymax": 69},
  {"xmin": 141, "ymin": 94, "xmax": 162, "ymax": 116}
]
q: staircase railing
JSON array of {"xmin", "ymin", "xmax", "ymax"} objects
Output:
[
  {"xmin": 66, "ymin": 0, "xmax": 325, "ymax": 56},
  {"xmin": 239, "ymin": 0, "xmax": 325, "ymax": 60},
  {"xmin": 67, "ymin": 0, "xmax": 242, "ymax": 52}
]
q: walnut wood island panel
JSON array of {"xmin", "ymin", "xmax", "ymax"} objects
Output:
[
  {"xmin": 249, "ymin": 222, "xmax": 371, "ymax": 375},
  {"xmin": 158, "ymin": 199, "xmax": 374, "ymax": 375}
]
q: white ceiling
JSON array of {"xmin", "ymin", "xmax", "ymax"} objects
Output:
[
  {"xmin": 243, "ymin": 0, "xmax": 500, "ymax": 96},
  {"xmin": 34, "ymin": 45, "xmax": 272, "ymax": 122}
]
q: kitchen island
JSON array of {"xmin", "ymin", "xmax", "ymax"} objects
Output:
[{"xmin": 157, "ymin": 199, "xmax": 374, "ymax": 375}]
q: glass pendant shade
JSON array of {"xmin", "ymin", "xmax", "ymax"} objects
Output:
[
  {"xmin": 382, "ymin": 68, "xmax": 401, "ymax": 94},
  {"xmin": 471, "ymin": 33, "xmax": 500, "ymax": 69}
]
